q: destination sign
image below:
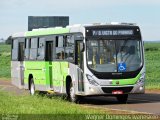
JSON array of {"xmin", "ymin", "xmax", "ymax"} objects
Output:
[{"xmin": 92, "ymin": 30, "xmax": 134, "ymax": 36}]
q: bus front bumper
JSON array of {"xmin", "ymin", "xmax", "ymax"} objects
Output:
[{"xmin": 79, "ymin": 82, "xmax": 145, "ymax": 96}]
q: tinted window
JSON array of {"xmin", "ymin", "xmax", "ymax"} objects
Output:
[
  {"xmin": 12, "ymin": 38, "xmax": 25, "ymax": 61},
  {"xmin": 58, "ymin": 36, "xmax": 64, "ymax": 47},
  {"xmin": 65, "ymin": 36, "xmax": 74, "ymax": 60},
  {"xmin": 18, "ymin": 42, "xmax": 25, "ymax": 61},
  {"xmin": 56, "ymin": 36, "xmax": 65, "ymax": 60},
  {"xmin": 12, "ymin": 39, "xmax": 18, "ymax": 60},
  {"xmin": 13, "ymin": 39, "xmax": 18, "ymax": 49},
  {"xmin": 56, "ymin": 47, "xmax": 64, "ymax": 59},
  {"xmin": 37, "ymin": 37, "xmax": 45, "ymax": 60},
  {"xmin": 29, "ymin": 38, "xmax": 38, "ymax": 60},
  {"xmin": 24, "ymin": 39, "xmax": 30, "ymax": 60},
  {"xmin": 31, "ymin": 38, "xmax": 38, "ymax": 48},
  {"xmin": 12, "ymin": 49, "xmax": 18, "ymax": 60}
]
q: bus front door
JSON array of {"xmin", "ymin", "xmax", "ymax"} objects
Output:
[
  {"xmin": 76, "ymin": 41, "xmax": 84, "ymax": 92},
  {"xmin": 19, "ymin": 42, "xmax": 25, "ymax": 86},
  {"xmin": 45, "ymin": 41, "xmax": 53, "ymax": 88}
]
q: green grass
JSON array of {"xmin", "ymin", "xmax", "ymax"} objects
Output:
[
  {"xmin": 0, "ymin": 43, "xmax": 160, "ymax": 89},
  {"xmin": 0, "ymin": 91, "xmax": 108, "ymax": 119},
  {"xmin": 0, "ymin": 44, "xmax": 11, "ymax": 78},
  {"xmin": 144, "ymin": 43, "xmax": 160, "ymax": 89}
]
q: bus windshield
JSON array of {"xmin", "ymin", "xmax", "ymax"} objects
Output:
[{"xmin": 86, "ymin": 39, "xmax": 142, "ymax": 72}]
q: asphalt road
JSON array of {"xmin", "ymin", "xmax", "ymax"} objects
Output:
[
  {"xmin": 0, "ymin": 80, "xmax": 160, "ymax": 115},
  {"xmin": 80, "ymin": 93, "xmax": 160, "ymax": 115}
]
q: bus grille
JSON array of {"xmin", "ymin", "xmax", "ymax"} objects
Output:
[{"xmin": 101, "ymin": 87, "xmax": 133, "ymax": 94}]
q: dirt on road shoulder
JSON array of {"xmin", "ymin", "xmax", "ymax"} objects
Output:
[
  {"xmin": 0, "ymin": 79, "xmax": 28, "ymax": 95},
  {"xmin": 145, "ymin": 89, "xmax": 160, "ymax": 94}
]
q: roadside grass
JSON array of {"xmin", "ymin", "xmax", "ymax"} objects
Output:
[
  {"xmin": 0, "ymin": 44, "xmax": 11, "ymax": 79},
  {"xmin": 144, "ymin": 43, "xmax": 160, "ymax": 89},
  {"xmin": 0, "ymin": 91, "xmax": 109, "ymax": 119},
  {"xmin": 0, "ymin": 90, "xmax": 145, "ymax": 119},
  {"xmin": 0, "ymin": 43, "xmax": 160, "ymax": 89}
]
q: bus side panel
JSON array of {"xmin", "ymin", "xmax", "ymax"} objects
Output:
[
  {"xmin": 24, "ymin": 61, "xmax": 50, "ymax": 91},
  {"xmin": 68, "ymin": 63, "xmax": 81, "ymax": 95},
  {"xmin": 11, "ymin": 61, "xmax": 24, "ymax": 89},
  {"xmin": 52, "ymin": 61, "xmax": 69, "ymax": 93},
  {"xmin": 60, "ymin": 61, "xmax": 69, "ymax": 93}
]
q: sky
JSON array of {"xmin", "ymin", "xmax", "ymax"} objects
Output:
[{"xmin": 0, "ymin": 0, "xmax": 160, "ymax": 40}]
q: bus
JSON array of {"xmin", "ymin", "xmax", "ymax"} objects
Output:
[{"xmin": 11, "ymin": 23, "xmax": 145, "ymax": 103}]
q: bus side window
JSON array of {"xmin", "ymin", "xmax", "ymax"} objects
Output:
[
  {"xmin": 12, "ymin": 39, "xmax": 18, "ymax": 60},
  {"xmin": 24, "ymin": 38, "xmax": 30, "ymax": 60},
  {"xmin": 37, "ymin": 37, "xmax": 45, "ymax": 60},
  {"xmin": 18, "ymin": 41, "xmax": 25, "ymax": 61},
  {"xmin": 65, "ymin": 35, "xmax": 74, "ymax": 61},
  {"xmin": 29, "ymin": 38, "xmax": 38, "ymax": 60},
  {"xmin": 56, "ymin": 36, "xmax": 65, "ymax": 59}
]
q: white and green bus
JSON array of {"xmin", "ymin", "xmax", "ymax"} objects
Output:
[{"xmin": 11, "ymin": 23, "xmax": 145, "ymax": 103}]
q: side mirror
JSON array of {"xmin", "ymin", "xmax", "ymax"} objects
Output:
[
  {"xmin": 75, "ymin": 35, "xmax": 84, "ymax": 41},
  {"xmin": 80, "ymin": 42, "xmax": 85, "ymax": 52}
]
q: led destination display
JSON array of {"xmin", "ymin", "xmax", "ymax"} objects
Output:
[
  {"xmin": 92, "ymin": 30, "xmax": 134, "ymax": 36},
  {"xmin": 86, "ymin": 26, "xmax": 141, "ymax": 38}
]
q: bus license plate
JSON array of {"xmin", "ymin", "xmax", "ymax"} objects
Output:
[{"xmin": 112, "ymin": 90, "xmax": 123, "ymax": 94}]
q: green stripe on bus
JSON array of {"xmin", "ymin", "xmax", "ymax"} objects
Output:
[
  {"xmin": 52, "ymin": 61, "xmax": 69, "ymax": 86},
  {"xmin": 112, "ymin": 73, "xmax": 140, "ymax": 86},
  {"xmin": 25, "ymin": 28, "xmax": 70, "ymax": 37},
  {"xmin": 24, "ymin": 61, "xmax": 69, "ymax": 86},
  {"xmin": 24, "ymin": 61, "xmax": 47, "ymax": 85}
]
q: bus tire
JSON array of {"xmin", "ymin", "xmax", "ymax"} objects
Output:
[
  {"xmin": 66, "ymin": 81, "xmax": 79, "ymax": 103},
  {"xmin": 116, "ymin": 94, "xmax": 128, "ymax": 103},
  {"xmin": 30, "ymin": 79, "xmax": 35, "ymax": 95}
]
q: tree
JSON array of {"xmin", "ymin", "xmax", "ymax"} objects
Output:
[{"xmin": 5, "ymin": 36, "xmax": 12, "ymax": 44}]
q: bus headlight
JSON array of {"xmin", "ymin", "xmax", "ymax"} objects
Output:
[
  {"xmin": 86, "ymin": 74, "xmax": 99, "ymax": 86},
  {"xmin": 137, "ymin": 73, "xmax": 145, "ymax": 83}
]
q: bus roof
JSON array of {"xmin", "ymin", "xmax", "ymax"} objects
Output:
[
  {"xmin": 25, "ymin": 27, "xmax": 70, "ymax": 37},
  {"xmin": 11, "ymin": 23, "xmax": 138, "ymax": 38}
]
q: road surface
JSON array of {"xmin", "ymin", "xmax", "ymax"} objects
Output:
[{"xmin": 80, "ymin": 93, "xmax": 160, "ymax": 115}]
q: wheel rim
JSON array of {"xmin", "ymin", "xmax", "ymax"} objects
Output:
[
  {"xmin": 30, "ymin": 83, "xmax": 35, "ymax": 95},
  {"xmin": 70, "ymin": 86, "xmax": 75, "ymax": 101}
]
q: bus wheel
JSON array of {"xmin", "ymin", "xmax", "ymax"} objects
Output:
[
  {"xmin": 67, "ymin": 81, "xmax": 78, "ymax": 103},
  {"xmin": 30, "ymin": 79, "xmax": 35, "ymax": 95},
  {"xmin": 116, "ymin": 94, "xmax": 128, "ymax": 103}
]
